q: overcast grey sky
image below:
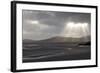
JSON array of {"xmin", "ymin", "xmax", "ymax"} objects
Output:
[{"xmin": 22, "ymin": 10, "xmax": 91, "ymax": 40}]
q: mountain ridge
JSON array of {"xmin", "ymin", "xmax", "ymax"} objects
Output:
[{"xmin": 23, "ymin": 36, "xmax": 90, "ymax": 43}]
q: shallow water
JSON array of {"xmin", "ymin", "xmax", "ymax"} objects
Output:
[{"xmin": 23, "ymin": 45, "xmax": 91, "ymax": 63}]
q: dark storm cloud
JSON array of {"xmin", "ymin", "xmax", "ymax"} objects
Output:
[
  {"xmin": 68, "ymin": 13, "xmax": 91, "ymax": 24},
  {"xmin": 22, "ymin": 10, "xmax": 91, "ymax": 40}
]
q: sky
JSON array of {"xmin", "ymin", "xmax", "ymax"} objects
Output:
[{"xmin": 22, "ymin": 10, "xmax": 91, "ymax": 40}]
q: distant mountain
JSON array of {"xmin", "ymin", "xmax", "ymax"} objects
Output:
[
  {"xmin": 37, "ymin": 36, "xmax": 89, "ymax": 43},
  {"xmin": 39, "ymin": 37, "xmax": 69, "ymax": 42},
  {"xmin": 23, "ymin": 36, "xmax": 90, "ymax": 44},
  {"xmin": 23, "ymin": 39, "xmax": 35, "ymax": 44}
]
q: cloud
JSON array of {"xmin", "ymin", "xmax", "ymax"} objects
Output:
[{"xmin": 22, "ymin": 10, "xmax": 91, "ymax": 40}]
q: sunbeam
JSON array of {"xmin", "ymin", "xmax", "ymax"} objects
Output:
[{"xmin": 62, "ymin": 22, "xmax": 90, "ymax": 38}]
